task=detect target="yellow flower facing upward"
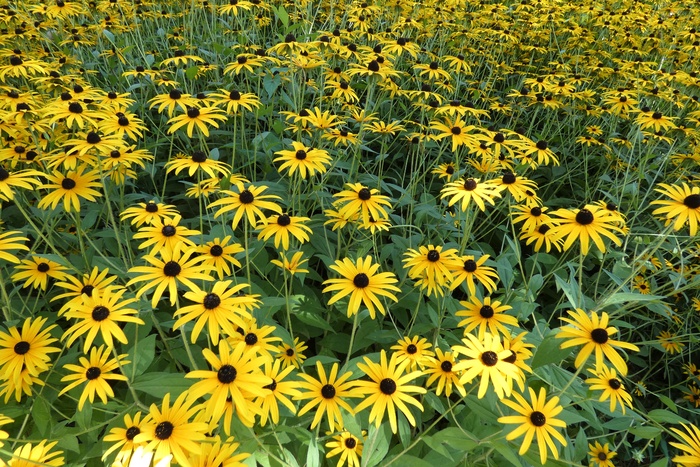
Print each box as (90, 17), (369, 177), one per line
(588, 441), (617, 467)
(208, 182), (282, 230)
(390, 336), (435, 371)
(258, 213), (312, 251)
(456, 295), (518, 340)
(58, 345), (129, 410)
(167, 106), (228, 137)
(670, 423), (700, 467)
(424, 348), (466, 397)
(557, 308), (639, 375)
(353, 350), (426, 434)
(550, 204), (625, 254)
(586, 365), (634, 414)
(0, 316), (59, 383)
(273, 141), (332, 179)
(38, 166), (102, 212)
(322, 255), (401, 319)
(132, 214), (200, 257)
(101, 412), (149, 466)
(497, 387), (567, 465)
(11, 256), (69, 291)
(440, 177), (501, 212)
(325, 430), (365, 467)
(333, 183), (392, 227)
(0, 440), (64, 467)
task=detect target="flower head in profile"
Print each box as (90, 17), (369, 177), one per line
(557, 308), (639, 375)
(322, 256), (400, 319)
(254, 358), (300, 427)
(497, 387), (567, 464)
(353, 350), (426, 433)
(58, 345), (129, 409)
(271, 251), (309, 275)
(651, 183), (700, 236)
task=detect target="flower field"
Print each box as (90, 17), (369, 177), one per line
(1, 0), (700, 465)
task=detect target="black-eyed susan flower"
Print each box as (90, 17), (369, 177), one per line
(440, 177), (501, 212)
(63, 131), (123, 157)
(0, 166), (42, 201)
(120, 201), (179, 227)
(431, 162), (457, 180)
(636, 110), (677, 132)
(227, 318), (281, 358)
(550, 205), (625, 254)
(37, 165), (102, 212)
(0, 316), (59, 383)
(186, 436), (250, 467)
(557, 308), (639, 376)
(209, 88), (261, 114)
(390, 336), (435, 370)
(194, 236), (243, 280)
(517, 139), (559, 166)
(167, 106), (227, 138)
(322, 255), (400, 319)
(452, 332), (520, 399)
(520, 223), (563, 253)
(11, 256), (69, 291)
(276, 338), (308, 369)
(208, 181), (282, 230)
(333, 183), (392, 227)
(403, 245), (461, 297)
(658, 330), (685, 354)
(254, 358), (300, 427)
(271, 251), (309, 276)
(303, 106), (345, 131)
(0, 440), (64, 466)
(111, 445), (172, 467)
(174, 280), (257, 345)
(586, 365), (633, 414)
(685, 385), (700, 408)
(102, 412), (149, 466)
(132, 214), (201, 257)
(187, 340), (271, 423)
(98, 109), (148, 141)
(52, 267), (119, 315)
(670, 423), (700, 466)
(456, 295), (518, 340)
(588, 441), (617, 467)
(58, 344), (129, 410)
(353, 350), (426, 434)
(273, 141), (332, 179)
(62, 287), (144, 352)
(503, 332), (534, 391)
(651, 183), (700, 236)
(492, 171), (538, 203)
(511, 204), (551, 232)
(0, 415), (11, 448)
(258, 213), (312, 251)
(134, 391), (209, 467)
(325, 430), (364, 467)
(498, 387), (567, 465)
(424, 348), (465, 397)
(430, 116), (477, 152)
(0, 230), (28, 263)
(126, 249), (214, 307)
(448, 254), (499, 296)
(165, 151), (232, 178)
(148, 89), (198, 118)
(295, 361), (359, 432)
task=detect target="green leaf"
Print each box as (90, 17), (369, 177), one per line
(648, 409), (688, 424)
(555, 273), (581, 308)
(185, 65), (199, 79)
(422, 435), (454, 460)
(433, 427), (478, 452)
(658, 394), (678, 413)
(125, 334), (156, 378)
(598, 292), (665, 308)
(305, 436), (320, 467)
(649, 458), (668, 467)
(59, 434), (80, 453)
(531, 332), (573, 369)
(32, 397), (52, 437)
(363, 423), (391, 467)
(573, 428), (588, 461)
(629, 426), (662, 439)
(273, 5), (289, 28)
(295, 309), (335, 332)
(387, 455), (433, 467)
(341, 409), (364, 440)
(491, 440), (522, 466)
(132, 373), (190, 398)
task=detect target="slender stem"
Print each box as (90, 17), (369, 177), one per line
(344, 312), (360, 366)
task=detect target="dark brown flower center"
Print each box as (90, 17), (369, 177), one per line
(353, 273), (369, 288)
(187, 107), (200, 118)
(87, 132), (101, 144)
(92, 306), (110, 321)
(480, 305), (494, 318)
(125, 426), (140, 440)
(536, 140), (548, 150)
(503, 351), (516, 364)
(68, 102), (83, 113)
(203, 293), (221, 309)
(464, 178), (477, 190)
(345, 437), (357, 449)
(406, 344), (417, 354)
(118, 116), (129, 126)
(321, 384), (336, 399)
(368, 60), (380, 72)
(684, 194), (700, 209)
(451, 126), (461, 135)
(494, 133), (505, 143)
(37, 262), (50, 273)
(0, 167), (8, 181)
(286, 347), (295, 356)
(192, 151), (207, 163)
(163, 261), (181, 276)
(481, 351), (498, 366)
(502, 172), (516, 184)
(161, 225), (176, 237)
(239, 190), (254, 204)
(463, 259), (477, 272)
(591, 328), (609, 344)
(576, 209), (594, 225)
(427, 249), (440, 262)
(244, 333), (258, 345)
(154, 421), (174, 440)
(85, 367), (101, 380)
(14, 341), (30, 355)
(277, 214), (291, 226)
(380, 378), (396, 395)
(145, 202), (158, 213)
(358, 188), (372, 200)
(538, 224), (551, 234)
(530, 206), (542, 216)
(598, 452), (607, 461)
(441, 360), (453, 372)
(295, 149), (307, 160)
(62, 178), (77, 190)
(217, 364), (237, 383)
(169, 89), (182, 99)
(652, 112), (662, 120)
(263, 378), (277, 391)
(609, 378), (621, 390)
(209, 245), (223, 256)
(530, 411), (546, 427)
